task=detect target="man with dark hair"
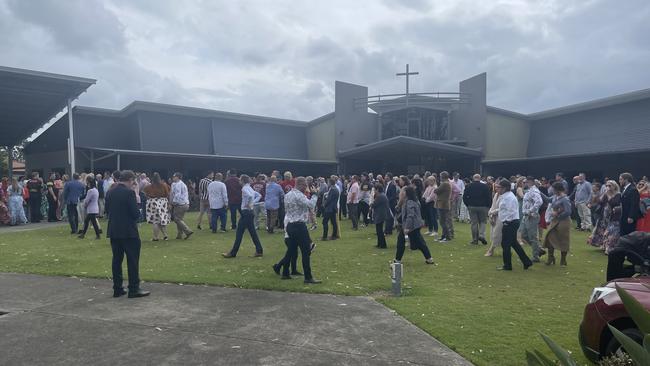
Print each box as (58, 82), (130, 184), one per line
(62, 173), (85, 234)
(26, 172), (43, 223)
(384, 172), (397, 235)
(105, 170), (149, 298)
(225, 169), (242, 230)
(321, 176), (340, 240)
(496, 179), (533, 271)
(223, 174), (264, 258)
(619, 172), (641, 236)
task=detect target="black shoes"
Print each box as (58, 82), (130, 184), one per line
(304, 278), (322, 284)
(184, 231), (193, 240)
(478, 238), (488, 245)
(524, 263), (533, 270)
(281, 275), (292, 280)
(291, 271), (303, 276)
(496, 267), (512, 271)
(272, 264), (281, 275)
(128, 289), (150, 298)
(113, 288), (127, 298)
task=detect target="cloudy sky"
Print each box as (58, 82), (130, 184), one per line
(1, 0), (649, 122)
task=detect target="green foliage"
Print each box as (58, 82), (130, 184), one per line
(598, 353), (633, 365)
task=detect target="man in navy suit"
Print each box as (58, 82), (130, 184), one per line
(105, 170), (149, 298)
(619, 172), (641, 236)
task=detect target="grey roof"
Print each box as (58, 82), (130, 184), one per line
(0, 65), (95, 145)
(487, 87), (650, 121)
(75, 100), (309, 127)
(338, 136), (482, 159)
(307, 112), (335, 126)
(482, 146), (650, 164)
(76, 146), (337, 165)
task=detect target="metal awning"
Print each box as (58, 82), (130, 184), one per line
(338, 136), (482, 160)
(0, 66), (96, 146)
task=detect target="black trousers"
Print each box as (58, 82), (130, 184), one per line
(279, 222), (313, 280)
(359, 201), (370, 225)
(385, 203), (396, 234)
(47, 195), (57, 221)
(29, 193), (42, 223)
(67, 203), (79, 233)
(322, 211), (338, 238)
(606, 249), (640, 281)
(229, 210), (263, 256)
(395, 228), (431, 260)
(501, 220), (532, 270)
(348, 203), (359, 229)
(81, 213), (100, 237)
(283, 237), (298, 274)
(110, 238), (141, 291)
(339, 194), (347, 219)
(229, 203), (241, 229)
(376, 222), (387, 248)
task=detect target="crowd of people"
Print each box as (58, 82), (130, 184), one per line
(2, 168), (650, 295)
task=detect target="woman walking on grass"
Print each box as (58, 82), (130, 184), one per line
(78, 176), (101, 240)
(143, 173), (171, 241)
(543, 182), (572, 266)
(394, 186), (435, 265)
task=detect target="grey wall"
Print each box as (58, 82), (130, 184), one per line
(75, 113), (140, 150)
(334, 81), (378, 153)
(527, 98), (650, 157)
(451, 73), (487, 149)
(139, 111), (213, 154)
(212, 117), (307, 159)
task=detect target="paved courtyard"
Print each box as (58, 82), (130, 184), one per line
(0, 273), (471, 366)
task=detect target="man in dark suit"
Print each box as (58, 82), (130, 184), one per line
(619, 172), (641, 236)
(384, 173), (398, 235)
(321, 176), (340, 240)
(105, 170), (149, 299)
(371, 183), (390, 248)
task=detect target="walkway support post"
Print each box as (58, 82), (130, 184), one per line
(67, 98), (76, 174)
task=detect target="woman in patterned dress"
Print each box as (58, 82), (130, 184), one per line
(143, 172), (171, 241)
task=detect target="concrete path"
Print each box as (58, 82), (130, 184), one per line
(0, 273), (472, 366)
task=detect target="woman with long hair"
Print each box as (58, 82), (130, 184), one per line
(636, 180), (650, 233)
(143, 172), (171, 241)
(394, 186), (435, 264)
(485, 181), (502, 257)
(78, 176), (101, 239)
(602, 180), (622, 254)
(543, 182), (572, 266)
(7, 177), (27, 225)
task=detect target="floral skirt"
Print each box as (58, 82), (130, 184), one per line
(146, 198), (170, 226)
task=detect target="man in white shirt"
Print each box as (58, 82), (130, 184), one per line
(452, 172), (465, 220)
(346, 175), (360, 230)
(223, 175), (264, 258)
(521, 176), (544, 262)
(170, 172), (193, 240)
(207, 173), (228, 233)
(497, 179), (533, 271)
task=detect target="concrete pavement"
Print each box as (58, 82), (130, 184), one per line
(0, 273), (472, 366)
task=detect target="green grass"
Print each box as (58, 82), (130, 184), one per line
(0, 213), (604, 365)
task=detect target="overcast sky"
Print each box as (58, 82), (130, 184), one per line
(1, 0), (649, 122)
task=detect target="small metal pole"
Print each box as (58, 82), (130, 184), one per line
(391, 262), (402, 297)
(117, 153), (121, 171)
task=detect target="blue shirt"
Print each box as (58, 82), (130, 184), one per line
(264, 182), (284, 210)
(63, 180), (85, 205)
(241, 184), (261, 210)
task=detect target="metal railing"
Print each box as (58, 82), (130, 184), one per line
(354, 92), (471, 110)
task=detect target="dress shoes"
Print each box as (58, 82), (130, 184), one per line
(303, 278), (322, 284)
(478, 238), (488, 245)
(290, 271), (303, 276)
(222, 252), (235, 258)
(272, 264), (281, 275)
(281, 275), (292, 280)
(113, 288), (127, 298)
(128, 289), (150, 298)
(252, 252), (263, 258)
(496, 267), (512, 271)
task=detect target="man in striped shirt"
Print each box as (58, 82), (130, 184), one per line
(196, 172), (213, 230)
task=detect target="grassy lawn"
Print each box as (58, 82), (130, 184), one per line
(0, 212), (603, 365)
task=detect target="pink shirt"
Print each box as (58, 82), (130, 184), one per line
(347, 182), (360, 204)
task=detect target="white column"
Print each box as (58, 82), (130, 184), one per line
(67, 98), (76, 174)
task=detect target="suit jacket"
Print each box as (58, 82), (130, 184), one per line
(463, 181), (492, 208)
(323, 186), (339, 214)
(105, 183), (141, 240)
(435, 181), (452, 210)
(371, 193), (390, 224)
(386, 181), (398, 207)
(620, 184), (641, 235)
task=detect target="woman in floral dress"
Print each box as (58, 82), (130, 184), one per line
(602, 180), (622, 254)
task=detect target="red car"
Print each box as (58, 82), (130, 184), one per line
(579, 276), (649, 361)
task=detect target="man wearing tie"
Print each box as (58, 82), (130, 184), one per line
(105, 170), (149, 298)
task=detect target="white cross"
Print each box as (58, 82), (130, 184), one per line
(396, 64), (419, 95)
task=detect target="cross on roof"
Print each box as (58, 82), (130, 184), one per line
(396, 64), (419, 95)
